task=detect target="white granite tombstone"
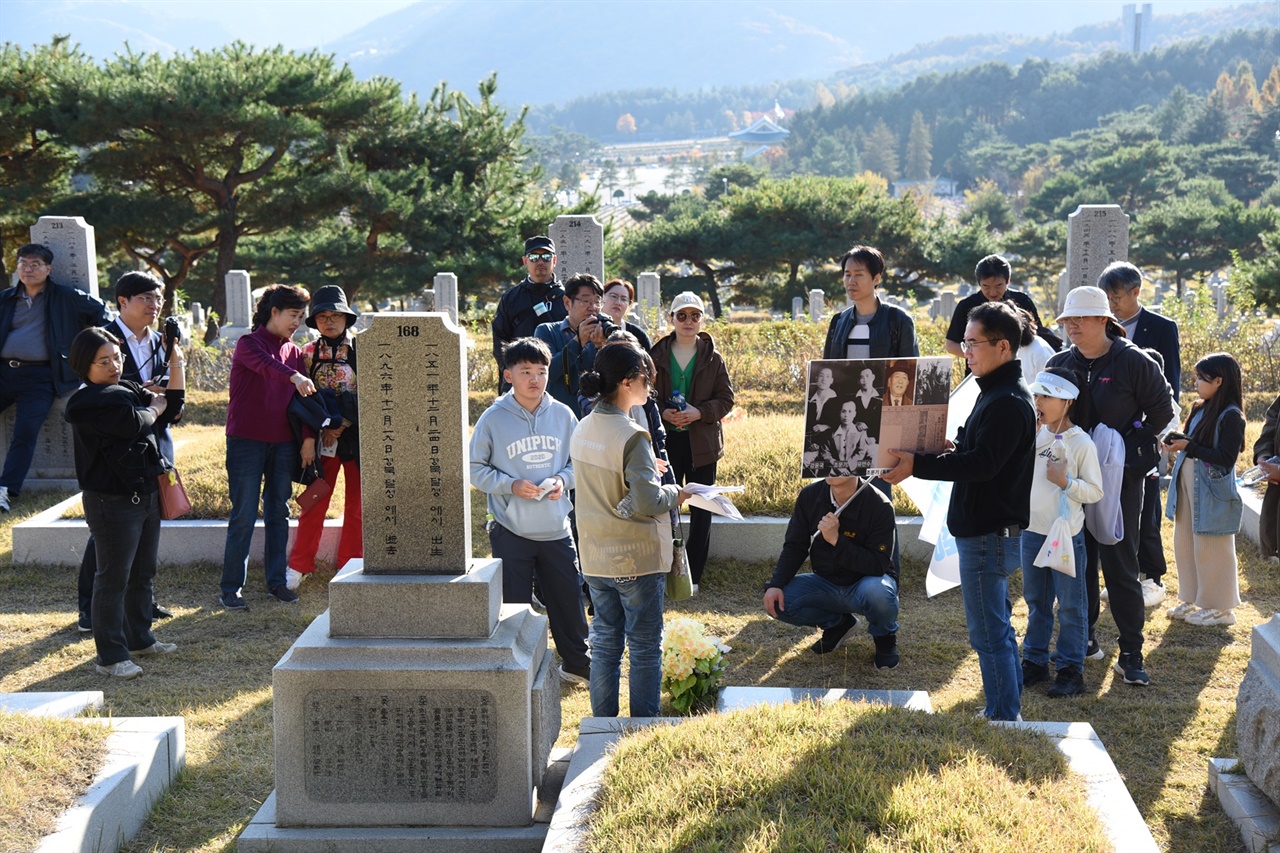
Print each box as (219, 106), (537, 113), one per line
(1062, 205), (1129, 313)
(548, 215), (604, 282)
(431, 272), (459, 323)
(191, 302), (204, 329)
(636, 272), (661, 322)
(927, 297), (941, 321)
(29, 216), (99, 297)
(792, 296), (803, 321)
(939, 290), (957, 320)
(244, 313), (560, 851)
(224, 270), (252, 328)
(808, 289), (825, 323)
(1236, 615), (1280, 806)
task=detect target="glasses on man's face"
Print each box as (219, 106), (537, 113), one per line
(17, 260), (48, 270)
(132, 294), (163, 306)
(574, 298), (602, 310)
(959, 338), (996, 353)
(675, 311), (702, 323)
(526, 252), (555, 262)
(93, 355), (124, 368)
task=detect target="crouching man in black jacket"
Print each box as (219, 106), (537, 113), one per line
(763, 475), (900, 669)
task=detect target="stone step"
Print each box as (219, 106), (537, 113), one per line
(0, 690), (103, 718)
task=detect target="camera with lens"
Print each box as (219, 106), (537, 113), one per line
(596, 313), (620, 338)
(163, 316), (181, 349)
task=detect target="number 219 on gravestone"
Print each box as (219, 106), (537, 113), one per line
(398, 325), (420, 337)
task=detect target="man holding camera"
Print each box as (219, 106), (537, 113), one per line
(0, 243), (110, 513)
(76, 271), (178, 631)
(534, 273), (608, 418)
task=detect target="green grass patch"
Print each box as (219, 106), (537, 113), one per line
(589, 701), (1111, 853)
(0, 710), (110, 853)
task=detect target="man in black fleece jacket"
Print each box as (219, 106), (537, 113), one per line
(883, 301), (1035, 721)
(763, 475), (900, 669)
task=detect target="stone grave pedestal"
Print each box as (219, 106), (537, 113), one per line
(239, 313), (561, 852)
(1236, 614), (1280, 805)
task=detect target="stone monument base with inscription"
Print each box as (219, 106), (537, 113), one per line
(238, 559), (562, 853)
(0, 395), (79, 492)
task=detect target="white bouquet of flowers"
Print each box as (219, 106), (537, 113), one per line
(661, 617), (731, 714)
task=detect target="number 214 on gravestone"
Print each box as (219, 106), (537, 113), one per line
(398, 325), (420, 337)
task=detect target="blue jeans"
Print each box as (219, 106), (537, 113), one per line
(1021, 530), (1088, 670)
(83, 489), (160, 665)
(0, 364), (55, 494)
(955, 532), (1022, 721)
(770, 573), (899, 636)
(221, 437), (295, 597)
(585, 573), (664, 717)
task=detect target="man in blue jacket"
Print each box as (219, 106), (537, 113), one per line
(0, 244), (110, 512)
(1101, 261), (1181, 608)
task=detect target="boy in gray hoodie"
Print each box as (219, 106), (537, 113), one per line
(470, 337), (591, 685)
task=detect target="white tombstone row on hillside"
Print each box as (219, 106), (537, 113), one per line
(1062, 204), (1129, 313)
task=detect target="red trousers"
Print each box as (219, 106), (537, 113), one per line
(288, 454), (362, 573)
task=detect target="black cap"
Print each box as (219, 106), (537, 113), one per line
(306, 285), (358, 329)
(524, 235), (555, 255)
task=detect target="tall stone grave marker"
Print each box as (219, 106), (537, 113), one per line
(792, 296), (803, 320)
(224, 270), (253, 328)
(0, 217), (101, 489)
(1062, 205), (1129, 313)
(808, 289), (825, 323)
(636, 271), (661, 325)
(361, 314), (471, 574)
(30, 216), (99, 297)
(549, 215), (604, 282)
(244, 312), (559, 851)
(430, 272), (459, 323)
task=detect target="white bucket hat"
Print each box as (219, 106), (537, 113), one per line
(1027, 371), (1079, 400)
(1055, 286), (1114, 323)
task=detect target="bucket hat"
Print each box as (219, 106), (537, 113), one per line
(306, 285), (358, 329)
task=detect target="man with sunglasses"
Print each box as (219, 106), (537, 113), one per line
(492, 236), (566, 392)
(534, 273), (606, 418)
(0, 243), (110, 512)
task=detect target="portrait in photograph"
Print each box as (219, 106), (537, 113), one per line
(884, 360), (915, 407)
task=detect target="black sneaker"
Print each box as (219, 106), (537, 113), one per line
(810, 613), (860, 655)
(1114, 651), (1150, 686)
(557, 663), (590, 686)
(1022, 658), (1052, 687)
(219, 593), (249, 611)
(151, 602), (174, 619)
(1047, 665), (1086, 698)
(1085, 638), (1104, 660)
(270, 585), (300, 604)
(77, 612), (92, 633)
(873, 632), (899, 670)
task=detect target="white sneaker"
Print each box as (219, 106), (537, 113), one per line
(1141, 578), (1166, 607)
(285, 568), (306, 591)
(0, 485), (9, 513)
(1167, 601), (1197, 621)
(1187, 608), (1236, 627)
(95, 660), (143, 679)
(1099, 586), (1109, 603)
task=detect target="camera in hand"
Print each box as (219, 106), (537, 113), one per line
(163, 316), (181, 349)
(595, 314), (620, 338)
(1163, 431), (1189, 445)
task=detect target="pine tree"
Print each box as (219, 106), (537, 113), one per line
(904, 111), (933, 181)
(862, 120), (900, 182)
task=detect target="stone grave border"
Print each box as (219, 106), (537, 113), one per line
(1210, 758), (1280, 853)
(545, 697), (1159, 853)
(0, 691), (185, 853)
(10, 494), (931, 567)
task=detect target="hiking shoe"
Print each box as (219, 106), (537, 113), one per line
(219, 593), (249, 611)
(95, 660), (143, 679)
(77, 612), (92, 633)
(1167, 601), (1197, 621)
(1141, 578), (1166, 608)
(873, 632), (899, 670)
(558, 663), (590, 686)
(1022, 658), (1052, 687)
(1187, 607), (1236, 627)
(285, 568), (307, 591)
(270, 585), (300, 604)
(1085, 638), (1104, 660)
(131, 641), (177, 656)
(810, 613), (860, 655)
(0, 485), (9, 513)
(1047, 665), (1086, 698)
(1114, 651), (1150, 686)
